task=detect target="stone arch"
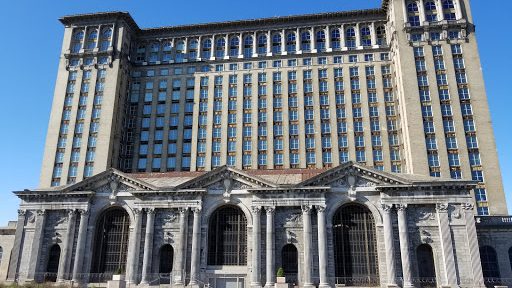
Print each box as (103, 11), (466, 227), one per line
(207, 205), (248, 266)
(203, 199), (253, 226)
(331, 203), (379, 286)
(90, 207), (130, 273)
(480, 245), (500, 279)
(281, 244), (298, 283)
(45, 244), (61, 282)
(416, 244), (437, 284)
(159, 244), (174, 273)
(326, 195), (383, 227)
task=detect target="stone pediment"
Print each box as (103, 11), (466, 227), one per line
(176, 166), (277, 190)
(298, 162), (408, 188)
(62, 168), (157, 193)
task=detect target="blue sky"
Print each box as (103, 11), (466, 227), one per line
(0, 0), (511, 225)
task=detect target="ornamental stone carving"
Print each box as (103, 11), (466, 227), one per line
(285, 212), (302, 224)
(162, 211), (179, 224)
(381, 204), (393, 212)
(436, 203), (449, 213)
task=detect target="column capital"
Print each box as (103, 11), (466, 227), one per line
(178, 207), (189, 215)
(67, 209), (75, 217)
(462, 202), (474, 211)
(301, 205), (313, 214)
(37, 209), (46, 216)
(77, 209), (89, 216)
(316, 205), (327, 213)
(436, 203), (449, 213)
(146, 208), (156, 214)
(251, 206), (262, 214)
(265, 206), (275, 214)
(18, 209), (26, 216)
(133, 208), (143, 215)
(396, 204), (408, 211)
(381, 203), (393, 212)
(192, 207), (202, 214)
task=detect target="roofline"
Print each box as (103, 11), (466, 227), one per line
(59, 6), (387, 35)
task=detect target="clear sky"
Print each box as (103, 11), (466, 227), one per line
(0, 0), (511, 225)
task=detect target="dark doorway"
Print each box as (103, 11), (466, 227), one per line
(281, 244), (298, 284)
(45, 244), (61, 282)
(416, 244), (436, 287)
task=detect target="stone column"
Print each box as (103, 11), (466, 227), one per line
(72, 209), (89, 283)
(436, 0), (445, 21)
(266, 30), (272, 56)
(462, 203), (484, 287)
(128, 208), (143, 284)
(189, 208), (202, 287)
(251, 206), (262, 287)
(419, 0), (427, 24)
(371, 22), (378, 47)
(141, 208), (156, 284)
(57, 209), (76, 282)
(252, 31), (258, 57)
(310, 27), (317, 52)
(317, 206), (330, 288)
(281, 29), (286, 55)
(455, 0), (463, 19)
(27, 209), (47, 281)
(302, 205), (314, 288)
(238, 32), (244, 58)
(436, 203), (458, 286)
(265, 207), (275, 288)
(210, 34), (216, 60)
(296, 28), (302, 54)
(224, 34), (229, 59)
(355, 23), (361, 48)
(7, 209), (27, 281)
(381, 204), (397, 287)
(197, 36), (202, 60)
(325, 26), (332, 52)
(174, 207), (188, 286)
(396, 204), (414, 288)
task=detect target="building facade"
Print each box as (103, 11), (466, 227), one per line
(1, 0), (512, 287)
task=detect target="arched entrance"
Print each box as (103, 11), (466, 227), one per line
(159, 244), (174, 284)
(207, 205), (247, 266)
(45, 244), (61, 282)
(416, 244), (436, 287)
(480, 246), (500, 279)
(281, 244), (298, 284)
(91, 207), (130, 274)
(332, 204), (379, 286)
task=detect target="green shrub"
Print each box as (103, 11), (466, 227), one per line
(276, 267), (285, 277)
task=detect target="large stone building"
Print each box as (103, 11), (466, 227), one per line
(1, 0), (512, 287)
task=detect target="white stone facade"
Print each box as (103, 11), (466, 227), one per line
(2, 162), (505, 288)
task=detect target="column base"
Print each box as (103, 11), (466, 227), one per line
(188, 281), (201, 288)
(402, 284), (415, 288)
(303, 283), (315, 288)
(265, 282), (275, 288)
(251, 282), (262, 288)
(319, 283), (332, 288)
(386, 284), (399, 288)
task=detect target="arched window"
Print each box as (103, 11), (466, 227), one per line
(45, 244), (61, 282)
(301, 31), (311, 51)
(272, 33), (282, 54)
(286, 32), (296, 53)
(257, 34), (267, 54)
(243, 36), (253, 57)
(85, 30), (98, 50)
(480, 246), (500, 279)
(91, 207), (130, 273)
(333, 204), (379, 286)
(425, 2), (438, 22)
(99, 28), (112, 51)
(207, 206), (247, 266)
(416, 244), (436, 285)
(360, 26), (372, 47)
(229, 36), (239, 57)
(281, 244), (298, 282)
(316, 30), (326, 51)
(71, 30), (84, 53)
(442, 0), (456, 20)
(159, 244), (174, 273)
(331, 28), (341, 49)
(345, 27), (356, 49)
(376, 26), (387, 46)
(202, 38), (212, 59)
(189, 39), (198, 59)
(407, 1), (421, 26)
(216, 37), (226, 58)
(175, 41), (185, 52)
(73, 30), (85, 41)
